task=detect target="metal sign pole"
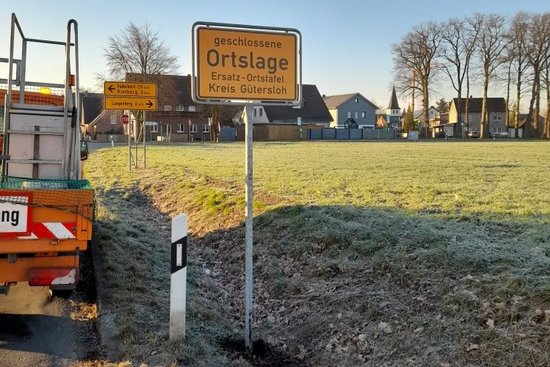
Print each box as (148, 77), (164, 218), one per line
(135, 114), (138, 169)
(244, 103), (254, 353)
(127, 111), (132, 171)
(143, 110), (147, 169)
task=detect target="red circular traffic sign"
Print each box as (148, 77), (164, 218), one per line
(121, 114), (129, 124)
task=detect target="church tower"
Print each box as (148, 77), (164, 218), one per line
(386, 86), (400, 128)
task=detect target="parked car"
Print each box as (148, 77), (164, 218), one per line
(491, 131), (509, 139)
(467, 130), (479, 138)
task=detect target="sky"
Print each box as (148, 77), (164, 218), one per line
(1, 0), (549, 109)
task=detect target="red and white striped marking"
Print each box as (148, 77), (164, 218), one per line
(17, 222), (77, 240)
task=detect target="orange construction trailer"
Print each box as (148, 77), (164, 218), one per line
(0, 14), (93, 296)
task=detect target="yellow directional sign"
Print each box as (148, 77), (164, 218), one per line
(104, 97), (157, 110)
(104, 81), (157, 97)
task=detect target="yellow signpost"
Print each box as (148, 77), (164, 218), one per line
(193, 24), (301, 103)
(104, 97), (157, 110)
(103, 81), (158, 171)
(104, 81), (157, 97)
(192, 22), (302, 355)
(104, 81), (158, 110)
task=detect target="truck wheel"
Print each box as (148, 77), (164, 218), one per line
(50, 289), (74, 298)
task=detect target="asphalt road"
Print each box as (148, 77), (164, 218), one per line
(0, 273), (99, 366)
(0, 285), (79, 366)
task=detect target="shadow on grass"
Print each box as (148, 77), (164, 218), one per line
(93, 184), (550, 366)
(198, 204), (550, 367)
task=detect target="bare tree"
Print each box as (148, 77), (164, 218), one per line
(104, 22), (179, 78)
(505, 12), (531, 134)
(525, 13), (550, 138)
(104, 23), (180, 105)
(103, 23), (180, 141)
(477, 14), (508, 139)
(393, 22), (442, 137)
(440, 16), (481, 138)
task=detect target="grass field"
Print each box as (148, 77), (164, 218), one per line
(85, 141), (550, 366)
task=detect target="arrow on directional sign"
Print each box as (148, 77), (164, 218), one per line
(103, 81), (157, 97)
(104, 97), (158, 110)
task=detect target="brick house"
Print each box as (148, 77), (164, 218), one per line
(81, 92), (125, 140)
(125, 74), (214, 142)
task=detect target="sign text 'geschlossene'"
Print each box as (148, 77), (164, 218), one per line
(196, 26), (298, 102)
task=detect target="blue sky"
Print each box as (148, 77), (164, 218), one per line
(1, 0), (548, 109)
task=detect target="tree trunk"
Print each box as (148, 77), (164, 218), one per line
(535, 77), (541, 138)
(515, 67), (522, 136)
(465, 70), (470, 132)
(480, 73), (490, 139)
(456, 90), (462, 139)
(506, 62), (512, 133)
(422, 81), (430, 138)
(546, 66), (550, 139)
(528, 67), (542, 138)
(412, 69), (416, 130)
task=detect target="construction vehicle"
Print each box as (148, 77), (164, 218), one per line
(0, 14), (93, 297)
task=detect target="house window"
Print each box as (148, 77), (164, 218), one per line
(176, 105), (185, 111)
(164, 105), (172, 112)
(188, 106), (196, 112)
(355, 98), (359, 103)
(355, 112), (359, 119)
(254, 107), (263, 117)
(202, 124), (210, 133)
(177, 123), (185, 133)
(347, 112), (352, 118)
(191, 124), (197, 133)
(150, 124), (158, 133)
(361, 111), (366, 118)
(110, 114), (116, 125)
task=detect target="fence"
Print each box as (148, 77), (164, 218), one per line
(220, 125), (398, 142)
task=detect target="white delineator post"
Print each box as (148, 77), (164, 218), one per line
(244, 103), (254, 353)
(170, 214), (188, 341)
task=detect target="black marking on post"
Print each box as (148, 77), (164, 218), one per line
(171, 236), (187, 274)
